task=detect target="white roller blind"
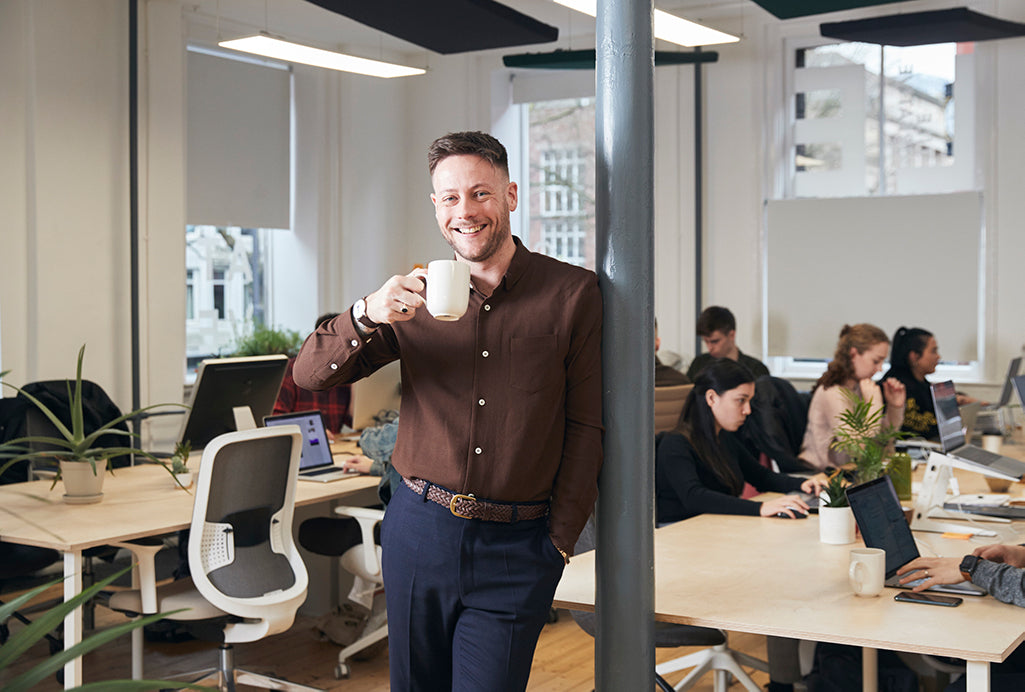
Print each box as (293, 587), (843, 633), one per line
(766, 192), (981, 362)
(187, 50), (290, 229)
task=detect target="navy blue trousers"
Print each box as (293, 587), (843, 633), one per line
(381, 480), (565, 692)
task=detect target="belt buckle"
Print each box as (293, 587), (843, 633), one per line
(449, 493), (476, 519)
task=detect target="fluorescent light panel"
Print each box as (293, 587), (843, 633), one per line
(218, 34), (425, 78)
(551, 0), (739, 47)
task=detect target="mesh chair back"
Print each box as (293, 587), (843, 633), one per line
(188, 426), (308, 632)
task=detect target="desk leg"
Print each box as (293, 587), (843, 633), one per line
(965, 660), (990, 692)
(63, 550), (83, 689)
(861, 647), (877, 692)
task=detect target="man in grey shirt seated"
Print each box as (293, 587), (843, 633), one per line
(686, 306), (769, 381)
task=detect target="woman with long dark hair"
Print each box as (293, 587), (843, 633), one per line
(880, 326), (978, 439)
(799, 324), (906, 471)
(655, 359), (820, 524)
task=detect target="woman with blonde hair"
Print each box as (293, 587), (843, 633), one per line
(798, 323), (906, 471)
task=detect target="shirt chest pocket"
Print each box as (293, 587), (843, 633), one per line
(508, 335), (561, 394)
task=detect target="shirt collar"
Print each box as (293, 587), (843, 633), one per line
(496, 236), (531, 292)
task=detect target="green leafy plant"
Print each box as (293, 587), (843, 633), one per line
(0, 345), (186, 484)
(169, 440), (192, 475)
(0, 565), (204, 691)
(830, 388), (908, 485)
(230, 322), (303, 358)
(821, 469), (850, 508)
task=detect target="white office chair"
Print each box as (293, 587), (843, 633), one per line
(570, 515), (767, 692)
(331, 505), (387, 679)
(110, 426), (322, 691)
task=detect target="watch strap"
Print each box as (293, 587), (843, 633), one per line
(354, 298), (380, 330)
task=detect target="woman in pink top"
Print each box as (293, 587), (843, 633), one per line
(799, 323), (906, 471)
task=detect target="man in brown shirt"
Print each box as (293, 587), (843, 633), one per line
(293, 131), (603, 692)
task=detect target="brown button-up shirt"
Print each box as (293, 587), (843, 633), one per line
(293, 239), (604, 553)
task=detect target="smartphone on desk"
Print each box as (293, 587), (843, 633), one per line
(894, 592), (963, 607)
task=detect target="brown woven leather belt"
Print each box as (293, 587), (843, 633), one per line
(402, 477), (549, 523)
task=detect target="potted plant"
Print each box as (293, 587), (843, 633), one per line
(830, 388), (909, 485)
(230, 322), (304, 358)
(169, 440), (193, 489)
(0, 345), (186, 503)
(818, 470), (857, 544)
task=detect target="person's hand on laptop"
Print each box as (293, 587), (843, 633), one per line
(897, 557), (965, 591)
(759, 495), (809, 518)
(337, 454), (374, 474)
(974, 543), (1025, 568)
(800, 474), (826, 497)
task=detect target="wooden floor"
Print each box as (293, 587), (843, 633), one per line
(3, 597), (771, 691)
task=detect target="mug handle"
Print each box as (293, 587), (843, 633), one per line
(849, 560), (865, 593)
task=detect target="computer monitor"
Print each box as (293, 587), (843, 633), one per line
(178, 354), (289, 450)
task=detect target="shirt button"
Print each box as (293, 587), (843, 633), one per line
(478, 399), (485, 406)
(475, 447), (483, 455)
(482, 350), (489, 358)
(350, 339), (359, 347)
(484, 304), (491, 311)
(330, 363), (338, 370)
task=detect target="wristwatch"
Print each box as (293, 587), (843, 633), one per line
(959, 554), (980, 580)
(352, 297), (380, 331)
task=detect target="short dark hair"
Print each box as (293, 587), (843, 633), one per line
(315, 312), (340, 329)
(428, 131), (509, 177)
(696, 306), (736, 337)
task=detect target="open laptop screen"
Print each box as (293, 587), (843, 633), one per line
(264, 410), (333, 471)
(846, 476), (916, 580)
(931, 380), (964, 452)
(996, 357), (1023, 408)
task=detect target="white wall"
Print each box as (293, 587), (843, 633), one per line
(4, 0), (1024, 420)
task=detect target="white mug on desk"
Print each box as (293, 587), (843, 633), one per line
(426, 260), (471, 321)
(849, 548), (885, 597)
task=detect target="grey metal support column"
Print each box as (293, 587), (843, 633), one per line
(129, 0), (142, 454)
(594, 0), (655, 690)
(694, 46), (704, 358)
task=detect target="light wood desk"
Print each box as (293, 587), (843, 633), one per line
(0, 462), (379, 688)
(554, 513), (1025, 692)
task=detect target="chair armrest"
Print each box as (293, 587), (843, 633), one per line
(334, 506), (384, 577)
(111, 540), (166, 614)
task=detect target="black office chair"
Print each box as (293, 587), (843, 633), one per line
(0, 543), (65, 683)
(569, 515), (767, 692)
(738, 375), (812, 474)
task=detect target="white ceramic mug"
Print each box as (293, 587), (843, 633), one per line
(983, 434), (1003, 455)
(849, 547), (885, 597)
(426, 259), (471, 321)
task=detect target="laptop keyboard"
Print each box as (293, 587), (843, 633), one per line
(956, 445), (1004, 465)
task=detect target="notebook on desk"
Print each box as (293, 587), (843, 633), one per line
(846, 476), (986, 596)
(931, 380), (1025, 480)
(263, 410), (355, 482)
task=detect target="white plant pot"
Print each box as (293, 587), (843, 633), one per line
(59, 460), (106, 504)
(171, 471), (193, 489)
(818, 505), (856, 545)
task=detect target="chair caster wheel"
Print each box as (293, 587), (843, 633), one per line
(335, 662), (350, 679)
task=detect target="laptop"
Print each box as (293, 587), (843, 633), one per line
(976, 357), (1022, 433)
(349, 360), (402, 432)
(846, 476), (986, 596)
(930, 380), (1025, 480)
(263, 410), (355, 482)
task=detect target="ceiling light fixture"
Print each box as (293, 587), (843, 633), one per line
(550, 0), (739, 47)
(218, 33), (426, 78)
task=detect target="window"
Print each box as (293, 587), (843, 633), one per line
(185, 225), (272, 374)
(523, 98), (596, 268)
(789, 41), (972, 197)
